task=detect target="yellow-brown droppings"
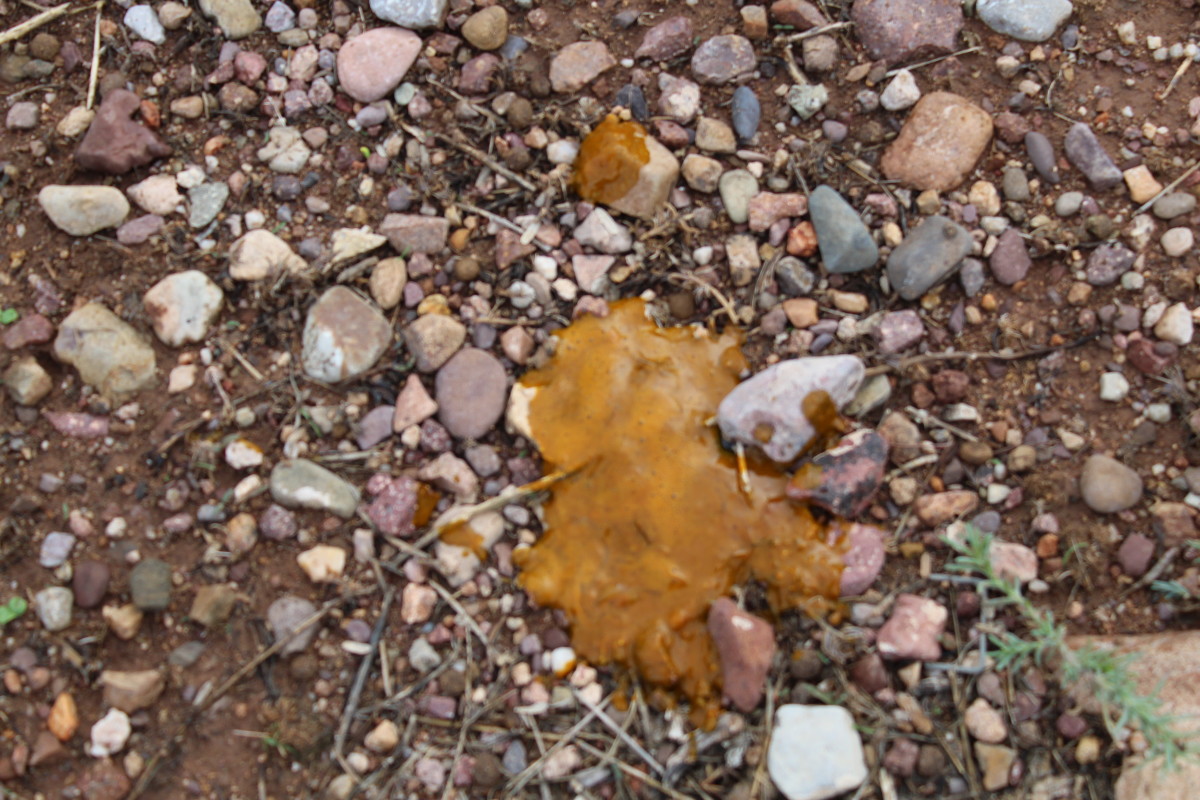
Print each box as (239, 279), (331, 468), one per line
(801, 390), (849, 456)
(413, 484), (441, 528)
(570, 114), (651, 206)
(514, 300), (845, 722)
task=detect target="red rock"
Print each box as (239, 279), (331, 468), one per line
(1127, 338), (1174, 375)
(850, 653), (890, 693)
(993, 111), (1031, 144)
(459, 53), (502, 94)
(770, 0), (828, 29)
(789, 430), (888, 518)
(1117, 533), (1155, 578)
(366, 476), (418, 537)
(931, 370), (969, 403)
(830, 522), (886, 596)
(852, 0), (963, 64)
(75, 89), (171, 174)
(79, 758), (132, 800)
(634, 16), (693, 60)
(707, 598), (775, 711)
(883, 738), (920, 777)
(747, 192), (808, 232)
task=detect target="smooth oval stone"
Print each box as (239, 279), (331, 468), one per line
(1024, 131), (1059, 184)
(886, 215), (972, 300)
(731, 85), (761, 143)
(809, 185), (879, 274)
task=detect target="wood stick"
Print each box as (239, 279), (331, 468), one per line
(86, 1), (104, 111)
(0, 1), (71, 47)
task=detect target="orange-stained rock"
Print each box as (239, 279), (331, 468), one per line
(47, 693), (78, 741)
(571, 115), (679, 219)
(514, 300), (844, 724)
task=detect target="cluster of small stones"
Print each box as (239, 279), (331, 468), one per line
(4, 0), (1200, 798)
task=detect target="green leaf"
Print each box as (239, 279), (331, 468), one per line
(0, 596), (28, 625)
(0, 308), (18, 325)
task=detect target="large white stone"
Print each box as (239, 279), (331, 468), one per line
(228, 229), (308, 281)
(39, 185), (129, 236)
(768, 705), (867, 800)
(301, 287), (392, 382)
(142, 270), (224, 346)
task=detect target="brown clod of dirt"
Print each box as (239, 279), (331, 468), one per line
(514, 300), (844, 724)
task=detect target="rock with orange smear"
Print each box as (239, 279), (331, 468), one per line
(47, 693), (78, 741)
(571, 115), (679, 220)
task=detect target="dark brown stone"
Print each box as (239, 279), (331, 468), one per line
(851, 0), (963, 65)
(75, 89), (171, 174)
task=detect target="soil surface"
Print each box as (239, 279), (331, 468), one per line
(2, 0), (1200, 799)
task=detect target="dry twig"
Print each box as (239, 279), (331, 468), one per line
(0, 0), (71, 46)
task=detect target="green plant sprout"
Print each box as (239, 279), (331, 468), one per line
(1151, 580), (1191, 601)
(945, 525), (1198, 769)
(0, 597), (28, 625)
(0, 308), (18, 325)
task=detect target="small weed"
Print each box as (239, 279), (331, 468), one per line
(0, 596), (28, 626)
(0, 308), (18, 325)
(945, 525), (1198, 768)
(1151, 580), (1191, 601)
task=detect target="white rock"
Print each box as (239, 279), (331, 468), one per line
(768, 705), (867, 800)
(369, 0), (447, 29)
(1099, 372), (1130, 402)
(127, 174), (182, 216)
(296, 545), (346, 583)
(880, 69), (921, 111)
(1154, 302), (1194, 345)
(142, 270), (224, 346)
(124, 5), (166, 44)
(89, 709), (132, 758)
(39, 185), (129, 236)
(228, 229), (308, 281)
(364, 720), (399, 753)
(330, 227), (388, 265)
(546, 139), (579, 165)
(225, 438), (264, 470)
(168, 365), (197, 393)
(549, 646), (577, 676)
(574, 208), (633, 254)
(35, 587), (74, 632)
(1161, 227), (1194, 257)
(256, 126), (311, 173)
(56, 106), (95, 138)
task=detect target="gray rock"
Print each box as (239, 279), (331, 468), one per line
(1025, 132), (1059, 184)
(53, 303), (156, 402)
(718, 169), (759, 224)
(35, 587), (74, 632)
(369, 0), (447, 29)
(977, 0), (1073, 43)
(270, 459), (361, 518)
(718, 355), (865, 463)
(39, 185), (129, 236)
(6, 101), (39, 130)
(301, 286), (391, 382)
(130, 558), (172, 611)
(124, 5), (165, 44)
(1080, 454), (1142, 513)
(960, 258), (985, 296)
(1064, 122), (1121, 191)
(264, 1), (296, 32)
(188, 182), (229, 228)
(1153, 192), (1196, 220)
(776, 257), (816, 296)
(731, 86), (760, 143)
(436, 348), (508, 440)
(1085, 243), (1135, 286)
(786, 82), (829, 120)
(886, 215), (970, 299)
(768, 705), (867, 800)
(268, 595), (320, 655)
(988, 228), (1032, 285)
(168, 641), (206, 667)
(409, 637), (441, 672)
(142, 270), (224, 346)
(1001, 167), (1030, 201)
(198, 0), (261, 39)
(1055, 191), (1084, 217)
(809, 185), (879, 274)
(39, 532), (76, 568)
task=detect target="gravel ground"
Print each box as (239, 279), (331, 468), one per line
(3, 0), (1200, 798)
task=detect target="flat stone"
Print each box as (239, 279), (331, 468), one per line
(550, 41), (615, 93)
(198, 0), (262, 39)
(6, 101), (39, 129)
(708, 598), (775, 712)
(748, 192), (807, 233)
(188, 182), (228, 228)
(809, 185), (878, 273)
(977, 0), (1073, 43)
(974, 743), (1016, 791)
(75, 89), (171, 174)
(380, 214), (449, 254)
(129, 558), (172, 611)
(39, 185), (129, 236)
(768, 705), (867, 800)
(1153, 192), (1196, 220)
(881, 92), (993, 192)
(657, 73), (700, 122)
(256, 125), (311, 173)
(127, 174), (181, 216)
(719, 169), (759, 225)
(3, 314), (55, 349)
(436, 348), (507, 439)
(117, 214), (164, 245)
(369, 0), (447, 29)
(1085, 243), (1135, 286)
(73, 561), (111, 608)
(851, 0), (962, 64)
(404, 314), (466, 372)
(297, 545), (345, 583)
(1080, 454), (1142, 513)
(337, 27), (421, 103)
(39, 532), (75, 568)
(717, 355), (865, 463)
(228, 229), (308, 281)
(914, 490), (978, 525)
(731, 85), (761, 142)
(691, 35), (755, 84)
(54, 303), (156, 401)
(124, 5), (166, 44)
(143, 270), (223, 346)
(635, 16), (693, 60)
(878, 593), (947, 661)
(270, 459), (361, 518)
(574, 207), (632, 254)
(832, 522), (886, 596)
(1064, 123), (1122, 191)
(189, 584), (238, 627)
(989, 541), (1038, 584)
(302, 286), (391, 382)
(873, 310), (925, 354)
(770, 0), (828, 30)
(887, 214), (971, 298)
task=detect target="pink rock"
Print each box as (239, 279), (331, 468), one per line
(748, 192), (808, 232)
(707, 598), (775, 712)
(393, 374), (439, 432)
(336, 27), (421, 103)
(550, 41), (616, 93)
(1117, 533), (1155, 578)
(365, 476), (418, 537)
(401, 582), (437, 624)
(42, 411), (109, 438)
(830, 522), (886, 596)
(3, 314), (55, 349)
(116, 214), (164, 245)
(634, 16), (693, 60)
(356, 405), (395, 450)
(988, 541), (1038, 584)
(458, 53), (501, 95)
(877, 593), (947, 661)
(234, 51), (267, 84)
(873, 309), (925, 354)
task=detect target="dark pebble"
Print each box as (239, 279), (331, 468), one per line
(273, 175), (303, 200)
(73, 560), (111, 608)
